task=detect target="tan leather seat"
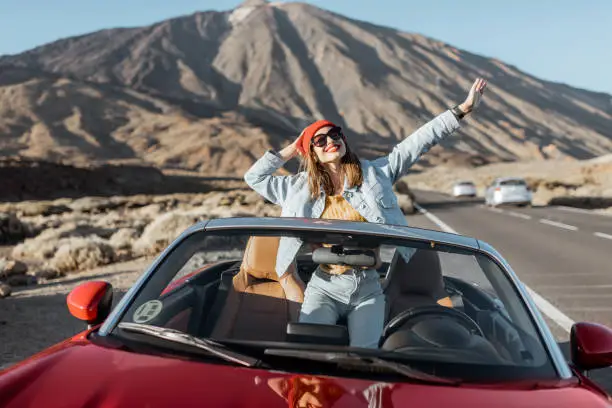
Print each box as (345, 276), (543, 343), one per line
(383, 248), (452, 322)
(211, 236), (302, 341)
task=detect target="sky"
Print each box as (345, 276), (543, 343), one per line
(1, 0), (611, 94)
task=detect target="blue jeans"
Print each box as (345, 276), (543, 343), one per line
(299, 268), (385, 348)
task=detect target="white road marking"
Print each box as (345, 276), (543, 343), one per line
(414, 203), (456, 234)
(488, 207), (504, 213)
(508, 211), (532, 220)
(551, 293), (612, 299)
(525, 272), (610, 278)
(539, 219), (578, 231)
(416, 203), (575, 333)
(482, 205), (531, 219)
(523, 287), (575, 333)
(594, 232), (612, 240)
(564, 307), (612, 312)
(537, 284), (612, 290)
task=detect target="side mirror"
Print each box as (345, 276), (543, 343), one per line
(67, 281), (113, 329)
(570, 322), (612, 370)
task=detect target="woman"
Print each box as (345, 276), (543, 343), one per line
(244, 78), (487, 348)
(267, 375), (346, 407)
(266, 374), (395, 408)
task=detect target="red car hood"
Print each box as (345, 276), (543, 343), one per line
(1, 337), (610, 408)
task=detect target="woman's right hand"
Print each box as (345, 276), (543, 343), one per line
(280, 262), (305, 301)
(278, 130), (305, 161)
(458, 78), (487, 114)
(280, 272), (305, 303)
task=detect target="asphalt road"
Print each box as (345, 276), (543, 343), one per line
(407, 189), (612, 391)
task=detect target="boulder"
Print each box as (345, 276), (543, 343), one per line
(109, 228), (141, 250)
(93, 212), (136, 229)
(6, 274), (37, 287)
(69, 197), (120, 214)
(132, 211), (202, 256)
(393, 180), (416, 214)
(10, 201), (71, 217)
(396, 193), (415, 215)
(394, 180), (415, 199)
(49, 236), (116, 273)
(131, 203), (164, 221)
(35, 268), (65, 280)
(0, 259), (28, 278)
(12, 222), (117, 261)
(0, 213), (31, 244)
(0, 283), (11, 298)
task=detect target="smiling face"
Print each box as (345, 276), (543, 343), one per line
(311, 126), (347, 164)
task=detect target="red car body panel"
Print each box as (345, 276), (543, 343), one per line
(160, 264), (212, 296)
(1, 331), (610, 408)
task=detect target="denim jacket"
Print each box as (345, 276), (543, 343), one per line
(244, 110), (461, 277)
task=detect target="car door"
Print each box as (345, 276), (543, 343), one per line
(489, 180), (499, 202)
(484, 182), (493, 202)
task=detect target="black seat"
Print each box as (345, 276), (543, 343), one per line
(383, 249), (452, 323)
(382, 250), (503, 361)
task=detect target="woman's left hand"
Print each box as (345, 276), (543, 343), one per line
(459, 78), (487, 114)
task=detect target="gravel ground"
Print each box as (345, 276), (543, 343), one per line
(0, 257), (151, 369)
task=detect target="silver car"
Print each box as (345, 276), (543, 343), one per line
(485, 177), (532, 207)
(452, 181), (477, 197)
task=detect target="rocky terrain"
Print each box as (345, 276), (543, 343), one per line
(0, 181), (414, 296)
(0, 189), (278, 290)
(0, 0), (611, 177)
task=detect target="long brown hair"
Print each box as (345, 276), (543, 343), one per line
(302, 136), (363, 199)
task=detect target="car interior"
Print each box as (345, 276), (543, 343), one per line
(138, 235), (544, 367)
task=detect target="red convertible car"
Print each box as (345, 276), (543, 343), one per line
(1, 217), (611, 407)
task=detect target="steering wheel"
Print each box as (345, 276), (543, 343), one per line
(380, 305), (484, 348)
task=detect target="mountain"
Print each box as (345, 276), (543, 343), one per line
(0, 66), (281, 176)
(1, 0), (611, 176)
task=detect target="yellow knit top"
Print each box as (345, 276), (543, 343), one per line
(319, 195), (367, 275)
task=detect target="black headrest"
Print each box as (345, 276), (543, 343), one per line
(391, 249), (446, 297)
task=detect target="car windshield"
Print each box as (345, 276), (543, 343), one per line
(111, 225), (556, 383)
(457, 182), (474, 186)
(500, 179), (527, 186)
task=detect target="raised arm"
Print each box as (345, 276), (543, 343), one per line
(244, 135), (302, 206)
(373, 78), (487, 184)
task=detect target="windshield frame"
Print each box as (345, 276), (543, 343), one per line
(96, 217), (573, 380)
(476, 240), (572, 379)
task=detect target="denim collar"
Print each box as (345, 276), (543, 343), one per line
(317, 176), (359, 197)
(343, 176), (359, 192)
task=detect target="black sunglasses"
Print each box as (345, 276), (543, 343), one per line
(311, 127), (344, 148)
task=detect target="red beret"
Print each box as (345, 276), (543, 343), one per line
(296, 120), (337, 156)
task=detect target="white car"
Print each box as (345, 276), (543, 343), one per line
(485, 177), (532, 207)
(452, 181), (477, 197)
